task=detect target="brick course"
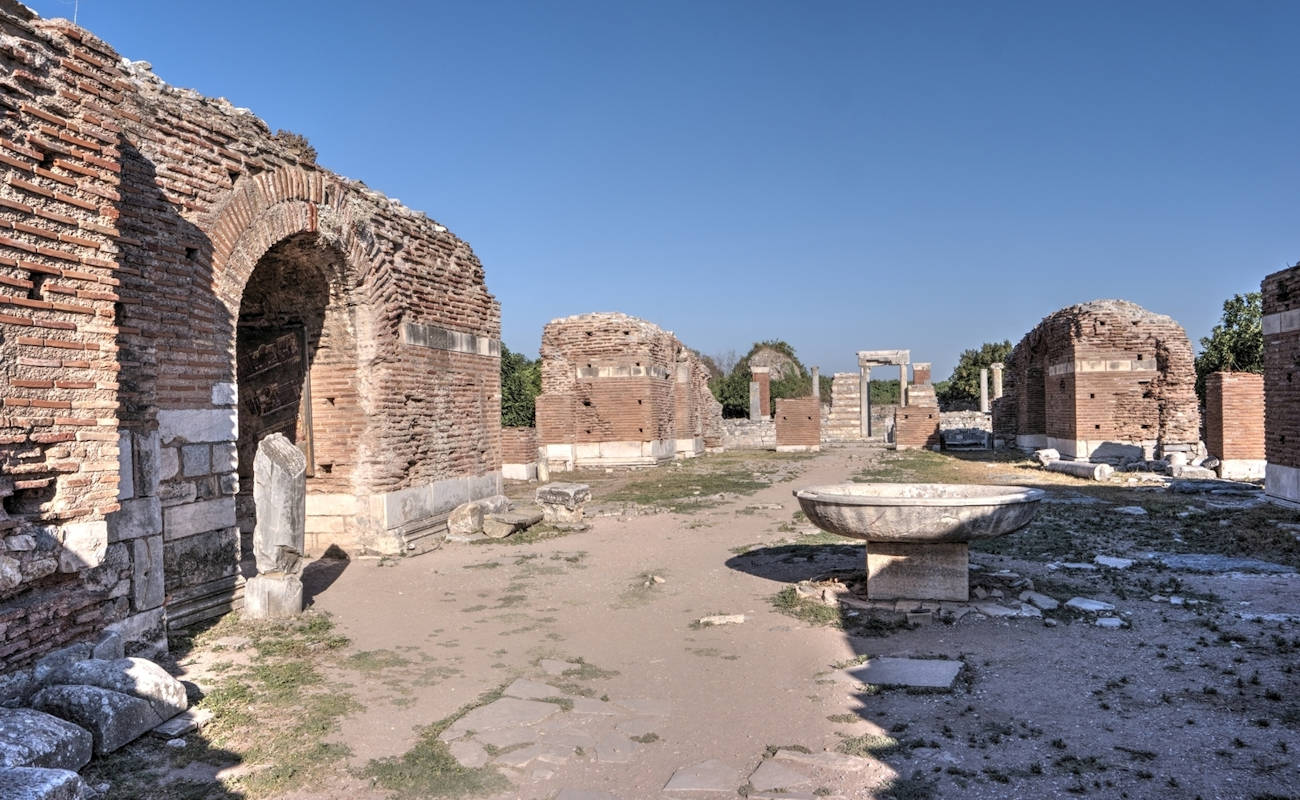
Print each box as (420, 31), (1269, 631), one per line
(1204, 372), (1264, 462)
(0, 4), (501, 665)
(1262, 264), (1300, 500)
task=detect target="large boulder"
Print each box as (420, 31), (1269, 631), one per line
(31, 684), (161, 755)
(0, 767), (89, 800)
(32, 645), (92, 686)
(0, 709), (92, 771)
(43, 658), (187, 722)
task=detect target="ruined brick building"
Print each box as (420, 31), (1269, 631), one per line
(993, 300), (1199, 461)
(535, 313), (722, 470)
(0, 3), (502, 666)
(1262, 264), (1300, 504)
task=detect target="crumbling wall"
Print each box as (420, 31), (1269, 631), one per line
(0, 4), (501, 665)
(536, 312), (720, 468)
(1263, 264), (1300, 502)
(995, 300), (1198, 461)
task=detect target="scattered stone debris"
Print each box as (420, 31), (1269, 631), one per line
(1150, 553), (1295, 574)
(537, 483), (593, 529)
(1094, 555), (1135, 569)
(484, 509), (546, 539)
(1065, 597), (1116, 613)
(1113, 506), (1148, 516)
(1095, 617), (1127, 629)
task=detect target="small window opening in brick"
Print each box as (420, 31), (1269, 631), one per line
(1283, 435), (1288, 445)
(1095, 424), (1101, 430)
(185, 246), (198, 262)
(38, 150), (54, 170)
(324, 397), (335, 406)
(584, 429), (591, 435)
(635, 362), (640, 366)
(637, 399), (642, 405)
(581, 400), (592, 407)
(638, 427), (643, 433)
(228, 168), (240, 184)
(1098, 320), (1106, 326)
(623, 330), (629, 335)
(1088, 393), (1095, 399)
(1138, 353), (1145, 360)
(319, 463), (333, 474)
(1141, 424), (1151, 429)
(585, 331), (593, 336)
(27, 272), (46, 300)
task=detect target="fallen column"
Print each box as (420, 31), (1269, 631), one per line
(1045, 460), (1113, 481)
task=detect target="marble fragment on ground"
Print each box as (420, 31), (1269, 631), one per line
(663, 758), (742, 793)
(845, 657), (963, 689)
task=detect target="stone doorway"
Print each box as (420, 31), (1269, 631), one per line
(234, 232), (356, 550)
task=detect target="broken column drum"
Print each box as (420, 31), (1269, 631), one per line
(793, 483), (1044, 601)
(244, 434), (307, 619)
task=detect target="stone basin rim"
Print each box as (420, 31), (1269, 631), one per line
(793, 483), (1046, 508)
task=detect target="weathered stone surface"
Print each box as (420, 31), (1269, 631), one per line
(483, 510), (544, 539)
(0, 767), (89, 800)
(0, 670), (34, 708)
(447, 739), (491, 769)
(845, 657), (963, 689)
(503, 678), (562, 700)
(1095, 617), (1126, 629)
(1113, 506), (1147, 516)
(553, 790), (620, 800)
(1033, 448), (1060, 465)
(663, 759), (741, 793)
(1094, 555), (1134, 569)
(44, 658), (186, 722)
(441, 698), (559, 740)
(57, 523), (107, 574)
(1045, 460), (1114, 481)
(447, 502), (485, 538)
(0, 709), (92, 770)
(536, 483), (591, 510)
(243, 574), (304, 620)
(31, 685), (161, 754)
(252, 434), (307, 576)
(1154, 553), (1293, 573)
(1019, 591), (1059, 611)
(151, 707), (212, 738)
(867, 541), (969, 601)
(32, 646), (92, 686)
(749, 759), (812, 792)
(1066, 597), (1116, 613)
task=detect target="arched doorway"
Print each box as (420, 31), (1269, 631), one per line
(234, 232), (359, 552)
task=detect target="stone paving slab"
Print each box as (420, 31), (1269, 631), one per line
(613, 696), (671, 716)
(503, 678), (564, 700)
(594, 733), (637, 764)
(553, 790), (620, 800)
(748, 758), (812, 791)
(663, 758), (742, 793)
(845, 657), (963, 689)
(773, 750), (874, 772)
(440, 697), (559, 739)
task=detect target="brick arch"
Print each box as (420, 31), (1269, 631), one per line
(205, 165), (380, 319)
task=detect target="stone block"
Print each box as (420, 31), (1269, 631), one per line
(211, 442), (238, 473)
(252, 434), (306, 575)
(133, 429), (161, 494)
(0, 556), (22, 592)
(535, 483), (591, 510)
(181, 445), (210, 477)
(243, 574), (304, 619)
(57, 522), (106, 573)
(866, 541), (969, 601)
(108, 497), (161, 543)
(0, 767), (89, 800)
(31, 685), (161, 754)
(157, 409), (237, 446)
(91, 632), (123, 662)
(163, 497), (235, 540)
(483, 509), (545, 539)
(447, 502), (484, 538)
(0, 670), (34, 708)
(105, 608), (168, 660)
(33, 645), (92, 686)
(0, 709), (92, 770)
(44, 658), (187, 722)
(132, 536), (165, 611)
(117, 431), (134, 501)
(158, 448), (179, 482)
(211, 382), (237, 407)
(845, 657), (963, 689)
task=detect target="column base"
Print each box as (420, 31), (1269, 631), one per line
(244, 574), (304, 619)
(866, 541), (968, 601)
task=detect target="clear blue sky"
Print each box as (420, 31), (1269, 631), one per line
(28, 0), (1296, 378)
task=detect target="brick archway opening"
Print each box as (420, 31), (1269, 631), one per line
(234, 232), (359, 547)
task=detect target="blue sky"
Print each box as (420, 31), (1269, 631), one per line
(28, 0), (1296, 378)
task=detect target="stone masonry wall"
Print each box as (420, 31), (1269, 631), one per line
(1262, 264), (1300, 501)
(996, 299), (1199, 461)
(774, 396), (819, 450)
(0, 3), (502, 665)
(536, 312), (720, 469)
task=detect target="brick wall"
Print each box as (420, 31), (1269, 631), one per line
(1204, 372), (1264, 461)
(1263, 264), (1300, 500)
(0, 4), (502, 665)
(535, 312), (721, 468)
(775, 396), (819, 449)
(751, 367), (771, 417)
(912, 364), (931, 385)
(895, 407), (940, 449)
(501, 427), (538, 464)
(996, 299), (1199, 460)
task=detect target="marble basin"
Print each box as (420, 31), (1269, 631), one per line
(792, 483), (1044, 543)
(792, 483), (1045, 601)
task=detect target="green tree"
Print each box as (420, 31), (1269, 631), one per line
(869, 379), (900, 404)
(500, 344), (541, 427)
(1195, 292), (1262, 401)
(937, 340), (1012, 408)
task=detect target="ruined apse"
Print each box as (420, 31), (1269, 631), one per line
(535, 313), (723, 470)
(0, 3), (502, 666)
(993, 300), (1199, 462)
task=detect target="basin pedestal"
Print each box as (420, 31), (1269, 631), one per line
(866, 542), (968, 601)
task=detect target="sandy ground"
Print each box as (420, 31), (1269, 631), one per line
(162, 444), (1300, 800)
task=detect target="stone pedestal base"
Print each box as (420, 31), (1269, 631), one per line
(243, 574), (303, 619)
(866, 542), (968, 601)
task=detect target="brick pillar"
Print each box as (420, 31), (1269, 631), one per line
(1206, 371), (1265, 481)
(751, 366), (771, 418)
